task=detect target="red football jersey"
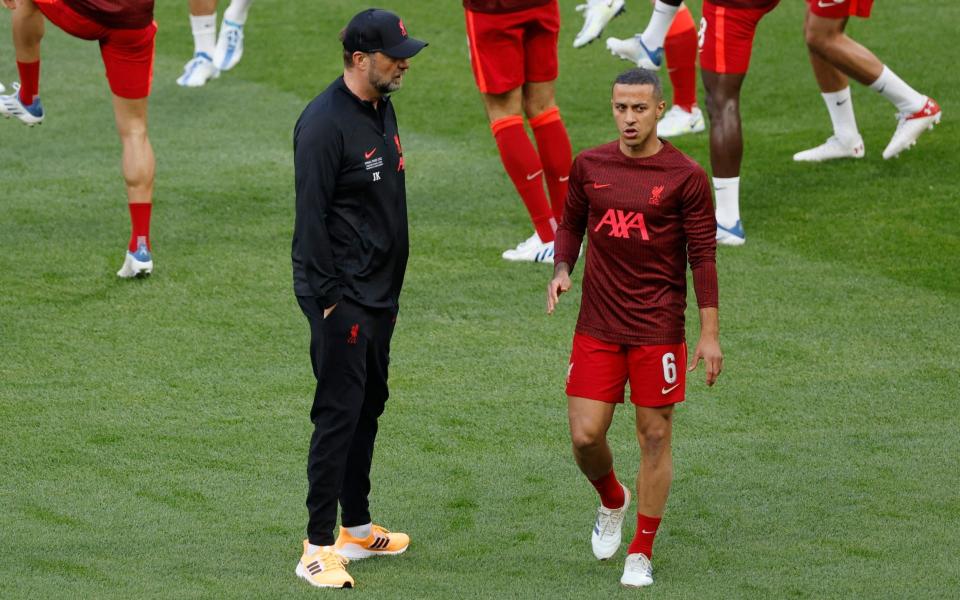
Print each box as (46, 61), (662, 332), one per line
(708, 0), (780, 9)
(62, 0), (154, 29)
(554, 141), (718, 346)
(462, 0), (552, 14)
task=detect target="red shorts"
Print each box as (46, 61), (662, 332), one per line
(807, 0), (873, 19)
(464, 1), (559, 95)
(35, 0), (156, 99)
(698, 0), (778, 74)
(565, 333), (687, 407)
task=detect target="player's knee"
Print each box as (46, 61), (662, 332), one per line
(637, 424), (670, 455)
(570, 427), (605, 453)
(522, 97), (553, 120)
(804, 23), (836, 53)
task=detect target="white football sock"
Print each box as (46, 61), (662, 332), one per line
(640, 1), (681, 50)
(190, 14), (217, 57)
(344, 523), (372, 539)
(868, 65), (925, 114)
(307, 543), (323, 554)
(713, 176), (740, 229)
(821, 87), (860, 145)
(224, 0), (254, 25)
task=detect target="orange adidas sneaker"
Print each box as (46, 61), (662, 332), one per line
(334, 524), (410, 559)
(295, 540), (354, 589)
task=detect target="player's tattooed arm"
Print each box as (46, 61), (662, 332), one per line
(688, 307), (722, 386)
(546, 262), (573, 315)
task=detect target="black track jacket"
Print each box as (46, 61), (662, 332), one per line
(292, 77), (409, 310)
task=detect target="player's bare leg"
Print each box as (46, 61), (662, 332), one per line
(178, 0), (220, 87)
(0, 0), (45, 125)
(113, 95), (156, 278)
(569, 396), (631, 560)
(804, 11), (939, 159)
(482, 88), (556, 262)
(702, 70), (746, 245)
(621, 404), (673, 587)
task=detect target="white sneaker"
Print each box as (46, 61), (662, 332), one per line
(117, 242), (153, 278)
(606, 35), (663, 70)
(657, 106), (705, 138)
(793, 135), (865, 162)
(716, 220), (745, 246)
(213, 18), (245, 71)
(591, 484), (631, 560)
(621, 553), (654, 587)
(882, 97), (941, 160)
(501, 232), (555, 263)
(0, 82), (45, 126)
(574, 0), (626, 49)
(176, 52), (220, 87)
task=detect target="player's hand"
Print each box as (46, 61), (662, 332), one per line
(546, 268), (572, 314)
(323, 303), (338, 319)
(688, 335), (722, 386)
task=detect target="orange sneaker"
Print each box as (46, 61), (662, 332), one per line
(295, 540), (354, 589)
(334, 524), (410, 559)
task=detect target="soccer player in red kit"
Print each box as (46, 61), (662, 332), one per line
(1, 0), (157, 278)
(547, 68), (722, 587)
(464, 0), (573, 263)
(794, 0), (941, 162)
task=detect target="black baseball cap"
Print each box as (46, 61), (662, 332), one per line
(342, 9), (428, 59)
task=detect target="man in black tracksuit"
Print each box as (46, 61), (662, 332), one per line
(291, 9), (427, 589)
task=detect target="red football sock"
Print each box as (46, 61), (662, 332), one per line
(530, 107), (572, 223)
(16, 60), (40, 106)
(491, 115), (556, 243)
(128, 202), (152, 252)
(588, 469), (626, 510)
(664, 7), (697, 112)
(628, 513), (662, 557)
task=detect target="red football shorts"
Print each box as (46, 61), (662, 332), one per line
(807, 0), (873, 19)
(698, 0), (778, 75)
(566, 333), (687, 407)
(464, 1), (560, 95)
(34, 0), (156, 99)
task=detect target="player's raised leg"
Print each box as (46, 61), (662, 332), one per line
(573, 0), (625, 49)
(0, 0), (46, 126)
(621, 404), (674, 588)
(177, 0), (220, 87)
(657, 4), (703, 138)
(213, 0), (253, 71)
(606, 0), (682, 70)
(112, 95), (155, 278)
(569, 394), (631, 561)
(803, 5), (939, 160)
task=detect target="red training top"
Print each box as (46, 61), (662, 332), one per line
(554, 141), (718, 346)
(708, 0), (780, 9)
(62, 0), (154, 29)
(462, 0), (552, 14)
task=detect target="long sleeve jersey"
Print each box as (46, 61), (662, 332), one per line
(554, 141), (718, 346)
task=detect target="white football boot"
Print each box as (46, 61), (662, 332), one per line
(502, 231), (555, 264)
(177, 52), (220, 87)
(574, 0), (626, 49)
(606, 35), (663, 70)
(882, 97), (942, 159)
(657, 105), (705, 138)
(117, 239), (153, 278)
(0, 82), (45, 126)
(591, 484), (631, 560)
(793, 135), (865, 162)
(621, 553), (654, 587)
(716, 220), (746, 246)
(213, 18), (245, 71)
(0, 81), (5, 94)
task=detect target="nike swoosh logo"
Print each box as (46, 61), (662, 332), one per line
(836, 98), (848, 106)
(559, 176), (570, 182)
(661, 384), (680, 395)
(641, 529), (657, 535)
(593, 183), (612, 189)
(364, 148), (377, 159)
(526, 170), (543, 180)
(817, 0), (843, 6)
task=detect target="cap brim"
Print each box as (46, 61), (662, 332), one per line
(382, 38), (428, 59)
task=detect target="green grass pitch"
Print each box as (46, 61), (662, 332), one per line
(1, 1), (958, 597)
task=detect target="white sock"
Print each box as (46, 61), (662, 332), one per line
(868, 65), (925, 114)
(190, 14), (217, 57)
(713, 176), (740, 229)
(821, 87), (860, 145)
(344, 523), (372, 539)
(307, 543), (323, 554)
(640, 1), (681, 50)
(224, 0), (254, 25)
